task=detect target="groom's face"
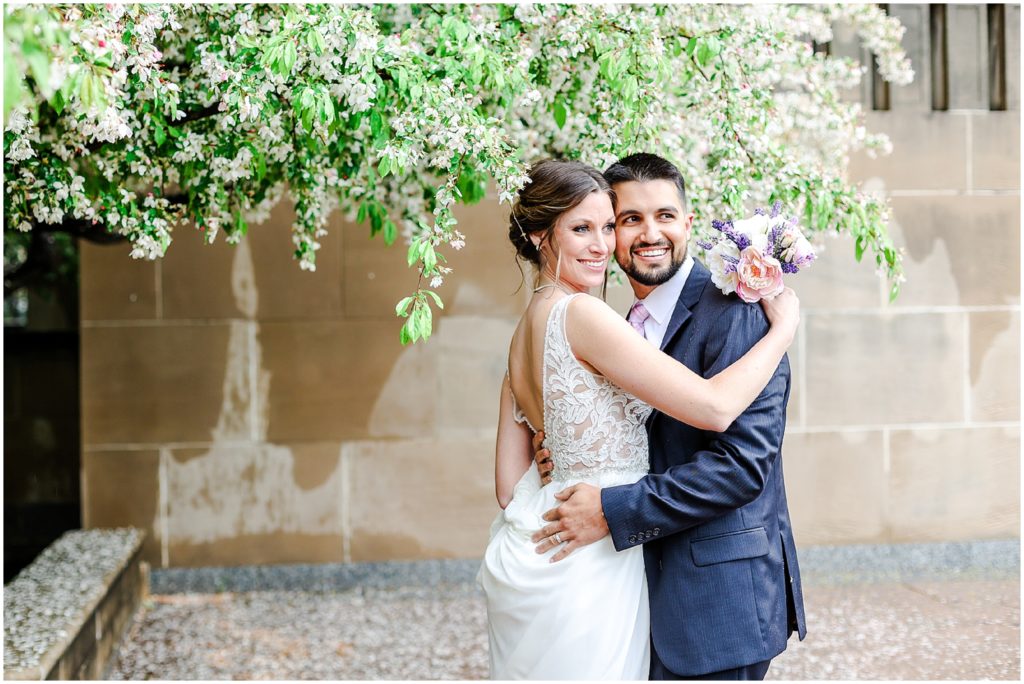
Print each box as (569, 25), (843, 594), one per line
(611, 180), (694, 294)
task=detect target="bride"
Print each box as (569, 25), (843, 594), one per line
(477, 160), (799, 680)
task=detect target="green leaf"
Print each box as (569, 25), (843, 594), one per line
(377, 155), (391, 177)
(422, 242), (437, 271)
(889, 282), (900, 302)
(685, 37), (698, 56)
(79, 71), (95, 110)
(424, 290), (444, 309)
(50, 88), (66, 115)
(622, 75), (639, 102)
(407, 239), (423, 267)
(399, 317), (413, 345)
(383, 219), (397, 246)
(854, 235), (866, 262)
(255, 149), (267, 181)
(357, 202), (368, 224)
(552, 100), (567, 129)
(235, 209), (247, 236)
(283, 40), (298, 75)
(696, 39), (713, 67)
(154, 118), (166, 146)
(395, 296), (414, 317)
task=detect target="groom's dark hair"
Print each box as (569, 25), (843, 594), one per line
(604, 153), (687, 209)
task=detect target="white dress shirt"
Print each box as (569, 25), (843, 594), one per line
(632, 255), (694, 349)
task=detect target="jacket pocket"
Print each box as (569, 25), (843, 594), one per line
(690, 527), (769, 567)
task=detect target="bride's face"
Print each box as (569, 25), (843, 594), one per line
(535, 192), (616, 292)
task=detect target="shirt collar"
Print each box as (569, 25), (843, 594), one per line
(635, 255), (694, 325)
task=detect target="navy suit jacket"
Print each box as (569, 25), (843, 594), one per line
(601, 261), (807, 677)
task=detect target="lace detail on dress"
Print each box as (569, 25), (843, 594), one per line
(543, 294), (652, 482)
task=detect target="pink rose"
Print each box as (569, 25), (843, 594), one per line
(736, 246), (785, 303)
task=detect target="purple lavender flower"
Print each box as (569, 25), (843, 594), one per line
(696, 239), (715, 250)
(769, 200), (783, 218)
(767, 223), (784, 257)
(781, 262), (799, 274)
(711, 219), (751, 250)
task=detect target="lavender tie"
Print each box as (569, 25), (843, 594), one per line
(628, 300), (651, 339)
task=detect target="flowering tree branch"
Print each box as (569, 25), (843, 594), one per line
(4, 3), (913, 342)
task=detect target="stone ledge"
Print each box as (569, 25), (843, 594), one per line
(150, 539), (1019, 594)
(3, 528), (147, 680)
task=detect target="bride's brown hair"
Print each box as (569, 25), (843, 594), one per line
(508, 159), (615, 295)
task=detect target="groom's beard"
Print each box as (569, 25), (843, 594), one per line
(619, 241), (687, 287)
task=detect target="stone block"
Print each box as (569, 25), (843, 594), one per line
(971, 112), (1020, 191)
(434, 316), (517, 435)
(849, 112), (968, 191)
(789, 231), (884, 309)
(444, 199), (530, 318)
(342, 223), (423, 320)
(261, 320), (435, 442)
(887, 4), (931, 111)
(79, 241), (158, 321)
(161, 201), (343, 321)
(347, 438), (498, 561)
(165, 443), (346, 567)
(82, 323), (246, 444)
(948, 4), (987, 110)
(889, 426), (1020, 541)
(343, 198), (526, 321)
(782, 430), (887, 544)
(886, 195), (1020, 307)
(969, 310), (1020, 422)
(248, 201), (343, 320)
(804, 312), (965, 426)
(82, 450), (162, 565)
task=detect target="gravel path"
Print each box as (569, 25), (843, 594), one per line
(109, 578), (1019, 680)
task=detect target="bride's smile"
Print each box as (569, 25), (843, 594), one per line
(533, 191), (616, 292)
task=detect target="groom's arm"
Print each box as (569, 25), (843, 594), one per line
(601, 302), (790, 551)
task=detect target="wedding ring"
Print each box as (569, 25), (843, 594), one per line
(554, 533), (562, 544)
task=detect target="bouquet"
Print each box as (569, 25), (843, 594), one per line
(699, 201), (816, 303)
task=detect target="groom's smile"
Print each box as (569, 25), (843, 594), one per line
(611, 179), (694, 295)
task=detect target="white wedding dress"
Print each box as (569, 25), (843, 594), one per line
(478, 293), (652, 680)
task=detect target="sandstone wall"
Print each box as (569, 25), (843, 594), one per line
(80, 5), (1020, 567)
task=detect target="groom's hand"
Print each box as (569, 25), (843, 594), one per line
(532, 430), (554, 485)
(531, 483), (609, 562)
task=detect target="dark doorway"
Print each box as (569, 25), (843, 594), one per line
(4, 237), (82, 582)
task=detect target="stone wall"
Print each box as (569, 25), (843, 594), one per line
(80, 5), (1020, 568)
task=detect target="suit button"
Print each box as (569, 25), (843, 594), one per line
(628, 535), (637, 544)
(645, 529), (652, 537)
(653, 528), (660, 536)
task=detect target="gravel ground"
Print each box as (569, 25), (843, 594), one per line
(109, 577), (1019, 680)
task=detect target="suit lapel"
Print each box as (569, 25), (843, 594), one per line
(659, 261), (711, 352)
(646, 261), (712, 433)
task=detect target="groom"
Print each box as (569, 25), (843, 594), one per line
(530, 153), (807, 680)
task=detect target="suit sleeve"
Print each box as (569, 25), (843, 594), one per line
(601, 302), (790, 551)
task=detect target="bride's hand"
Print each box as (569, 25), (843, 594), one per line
(760, 287), (800, 343)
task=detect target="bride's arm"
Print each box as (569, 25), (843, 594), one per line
(566, 293), (797, 432)
(495, 374), (534, 509)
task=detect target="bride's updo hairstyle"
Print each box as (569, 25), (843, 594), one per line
(508, 159), (614, 272)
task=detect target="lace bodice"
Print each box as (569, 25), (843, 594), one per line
(512, 293), (652, 482)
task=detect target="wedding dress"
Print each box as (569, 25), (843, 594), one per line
(478, 293), (652, 680)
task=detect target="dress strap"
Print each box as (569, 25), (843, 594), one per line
(544, 293), (584, 356)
